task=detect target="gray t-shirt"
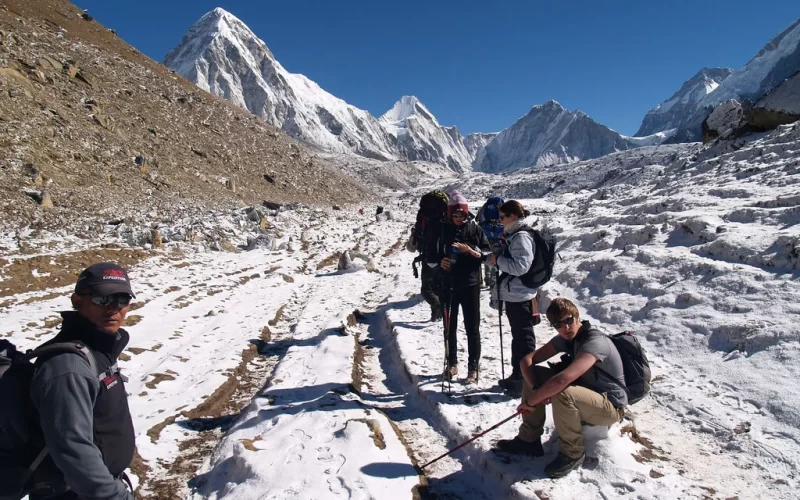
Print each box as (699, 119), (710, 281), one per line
(551, 323), (628, 407)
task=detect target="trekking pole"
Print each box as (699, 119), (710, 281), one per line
(420, 410), (522, 469)
(441, 277), (455, 395)
(497, 280), (505, 381)
(441, 303), (449, 394)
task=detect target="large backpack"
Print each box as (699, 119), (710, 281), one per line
(591, 331), (652, 405)
(413, 190), (449, 255)
(0, 340), (100, 499)
(478, 196), (504, 242)
(501, 226), (557, 289)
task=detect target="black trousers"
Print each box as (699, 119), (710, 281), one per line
(505, 299), (537, 378)
(445, 284), (481, 367)
(420, 264), (442, 313)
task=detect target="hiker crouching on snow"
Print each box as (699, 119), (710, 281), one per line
(495, 298), (627, 479)
(440, 191), (490, 383)
(29, 263), (135, 499)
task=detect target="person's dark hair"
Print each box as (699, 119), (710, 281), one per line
(546, 298), (580, 325)
(499, 200), (526, 219)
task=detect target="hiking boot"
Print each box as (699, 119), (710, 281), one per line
(443, 364), (458, 380)
(498, 374), (523, 389)
(544, 452), (585, 478)
(495, 437), (544, 456)
(500, 376), (523, 398)
(430, 307), (443, 322)
(466, 364), (479, 384)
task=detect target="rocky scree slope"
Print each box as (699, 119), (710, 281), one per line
(0, 0), (368, 231)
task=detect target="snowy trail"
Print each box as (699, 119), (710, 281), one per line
(4, 123), (799, 500)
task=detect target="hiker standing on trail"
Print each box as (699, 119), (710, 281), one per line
(488, 200), (539, 397)
(476, 196), (505, 290)
(440, 191), (490, 384)
(7, 263), (137, 499)
(495, 298), (627, 479)
(407, 190), (449, 322)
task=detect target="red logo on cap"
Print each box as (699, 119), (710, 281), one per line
(103, 269), (127, 281)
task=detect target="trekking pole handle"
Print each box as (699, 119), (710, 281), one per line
(420, 410), (522, 469)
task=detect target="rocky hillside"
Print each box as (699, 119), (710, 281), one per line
(0, 0), (369, 231)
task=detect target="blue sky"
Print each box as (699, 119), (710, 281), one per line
(78, 0), (797, 136)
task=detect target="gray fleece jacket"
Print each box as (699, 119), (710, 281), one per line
(496, 228), (538, 303)
(30, 337), (133, 500)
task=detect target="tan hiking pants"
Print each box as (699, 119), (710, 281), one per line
(518, 369), (623, 459)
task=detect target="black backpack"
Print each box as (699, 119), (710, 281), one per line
(0, 340), (100, 499)
(413, 190), (449, 254)
(593, 331), (652, 405)
(501, 226), (557, 289)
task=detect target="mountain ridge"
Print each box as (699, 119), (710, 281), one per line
(165, 9), (477, 171)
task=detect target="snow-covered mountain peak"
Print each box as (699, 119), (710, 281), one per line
(211, 6), (231, 18)
(378, 96), (472, 171)
(535, 99), (565, 112)
(380, 95), (437, 125)
(473, 101), (633, 173)
(641, 18), (800, 142)
(636, 67), (733, 137)
(165, 12), (479, 170)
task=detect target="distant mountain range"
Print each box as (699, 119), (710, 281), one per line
(164, 8), (486, 172)
(641, 18), (800, 143)
(166, 10), (800, 173)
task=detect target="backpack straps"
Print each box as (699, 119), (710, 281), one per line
(25, 342), (106, 382)
(18, 342), (108, 492)
(578, 330), (631, 401)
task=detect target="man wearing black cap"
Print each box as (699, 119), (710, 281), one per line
(28, 263), (136, 499)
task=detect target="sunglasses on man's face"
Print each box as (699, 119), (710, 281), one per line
(84, 294), (133, 308)
(550, 316), (575, 329)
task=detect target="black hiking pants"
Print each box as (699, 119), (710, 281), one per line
(505, 299), (537, 379)
(420, 264), (443, 314)
(446, 284), (481, 367)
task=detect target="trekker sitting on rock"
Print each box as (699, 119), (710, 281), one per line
(494, 298), (627, 479)
(440, 190), (490, 384)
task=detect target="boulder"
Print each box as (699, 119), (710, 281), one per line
(246, 235), (275, 251)
(749, 70), (800, 131)
(246, 207), (264, 222)
(701, 100), (744, 143)
(40, 190), (54, 208)
(337, 251), (355, 271)
(263, 200), (281, 210)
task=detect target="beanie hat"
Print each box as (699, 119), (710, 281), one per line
(447, 190), (469, 218)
